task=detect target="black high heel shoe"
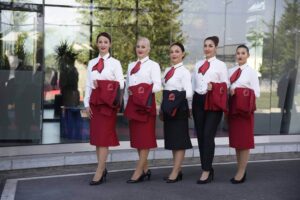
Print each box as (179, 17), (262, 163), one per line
(89, 168), (108, 185)
(230, 172), (247, 184)
(126, 172), (146, 183)
(197, 168), (214, 184)
(163, 171), (182, 181)
(144, 169), (151, 180)
(166, 171), (183, 183)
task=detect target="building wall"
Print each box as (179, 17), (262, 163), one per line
(0, 0), (299, 147)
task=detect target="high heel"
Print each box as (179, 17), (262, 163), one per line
(230, 172), (247, 184)
(89, 168), (108, 185)
(126, 172), (146, 183)
(196, 168), (214, 184)
(144, 169), (151, 180)
(163, 171), (182, 181)
(166, 171), (183, 183)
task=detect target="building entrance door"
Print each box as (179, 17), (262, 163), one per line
(0, 2), (44, 145)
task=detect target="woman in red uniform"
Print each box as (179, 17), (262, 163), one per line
(228, 44), (260, 184)
(192, 36), (229, 184)
(84, 32), (124, 185)
(160, 42), (193, 183)
(124, 37), (162, 183)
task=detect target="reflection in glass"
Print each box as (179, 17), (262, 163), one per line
(91, 0), (113, 8)
(92, 0), (136, 9)
(0, 0), (42, 3)
(45, 0), (83, 6)
(0, 8), (43, 145)
(44, 6), (89, 109)
(267, 0), (300, 134)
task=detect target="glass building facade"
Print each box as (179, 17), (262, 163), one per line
(0, 0), (299, 147)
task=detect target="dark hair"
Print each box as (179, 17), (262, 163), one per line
(170, 42), (185, 59)
(170, 42), (185, 52)
(204, 36), (219, 47)
(236, 44), (249, 54)
(96, 32), (112, 43)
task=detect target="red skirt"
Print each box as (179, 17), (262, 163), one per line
(228, 113), (254, 149)
(90, 104), (119, 147)
(129, 116), (157, 149)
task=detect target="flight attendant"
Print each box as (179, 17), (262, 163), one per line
(192, 36), (229, 184)
(124, 37), (162, 183)
(160, 42), (193, 183)
(84, 32), (124, 185)
(228, 44), (260, 184)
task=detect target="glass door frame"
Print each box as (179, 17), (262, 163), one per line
(0, 1), (45, 144)
(0, 1), (44, 67)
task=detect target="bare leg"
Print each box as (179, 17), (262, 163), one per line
(96, 146), (100, 162)
(234, 149), (249, 180)
(131, 149), (150, 180)
(236, 149), (241, 165)
(93, 146), (109, 181)
(138, 149), (149, 172)
(169, 150), (185, 180)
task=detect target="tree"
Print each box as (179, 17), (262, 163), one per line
(0, 10), (32, 70)
(247, 29), (264, 70)
(261, 0), (300, 79)
(75, 0), (185, 71)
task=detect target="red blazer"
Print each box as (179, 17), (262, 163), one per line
(89, 80), (120, 116)
(124, 83), (156, 122)
(229, 87), (256, 116)
(204, 82), (228, 112)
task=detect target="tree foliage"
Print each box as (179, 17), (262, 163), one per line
(261, 0), (300, 79)
(76, 0), (184, 71)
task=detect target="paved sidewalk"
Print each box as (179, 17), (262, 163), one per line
(1, 159), (300, 200)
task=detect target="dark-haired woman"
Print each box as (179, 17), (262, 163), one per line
(124, 37), (162, 183)
(228, 45), (260, 184)
(192, 36), (229, 184)
(84, 32), (124, 185)
(160, 42), (193, 183)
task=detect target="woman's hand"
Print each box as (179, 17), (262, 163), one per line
(207, 82), (213, 91)
(85, 107), (93, 119)
(230, 89), (235, 96)
(93, 80), (98, 88)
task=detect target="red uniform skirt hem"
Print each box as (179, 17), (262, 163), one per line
(228, 113), (255, 149)
(89, 105), (120, 147)
(129, 116), (157, 149)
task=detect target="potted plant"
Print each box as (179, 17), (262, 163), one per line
(55, 40), (79, 107)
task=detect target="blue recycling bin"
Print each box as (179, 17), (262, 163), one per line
(60, 107), (89, 140)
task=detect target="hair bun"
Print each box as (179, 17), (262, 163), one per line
(211, 36), (219, 46)
(205, 36), (219, 46)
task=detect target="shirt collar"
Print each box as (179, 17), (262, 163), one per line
(238, 63), (248, 70)
(207, 56), (216, 62)
(138, 56), (149, 64)
(98, 53), (110, 60)
(173, 62), (183, 69)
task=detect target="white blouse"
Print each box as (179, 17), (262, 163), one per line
(124, 56), (162, 106)
(84, 53), (125, 107)
(162, 62), (193, 108)
(192, 56), (229, 94)
(228, 63), (260, 98)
